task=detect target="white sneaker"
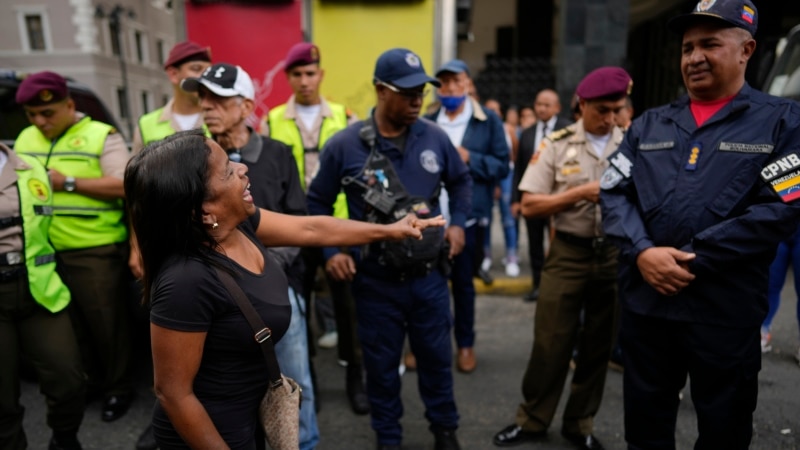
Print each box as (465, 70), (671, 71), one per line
(760, 331), (772, 353)
(505, 262), (520, 277)
(481, 257), (492, 272)
(317, 331), (338, 349)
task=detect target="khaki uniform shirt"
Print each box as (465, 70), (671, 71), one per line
(518, 120), (624, 238)
(0, 144), (26, 253)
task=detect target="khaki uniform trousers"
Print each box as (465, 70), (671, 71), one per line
(515, 236), (618, 437)
(0, 271), (86, 450)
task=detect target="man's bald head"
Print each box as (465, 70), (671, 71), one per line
(534, 89), (561, 123)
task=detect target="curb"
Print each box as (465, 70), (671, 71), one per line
(473, 276), (531, 296)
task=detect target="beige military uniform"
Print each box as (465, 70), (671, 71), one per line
(130, 98), (205, 155)
(0, 145), (25, 254)
(518, 120), (624, 238)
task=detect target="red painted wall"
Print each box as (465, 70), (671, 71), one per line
(185, 2), (302, 121)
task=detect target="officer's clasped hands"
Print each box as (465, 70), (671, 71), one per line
(636, 247), (696, 296)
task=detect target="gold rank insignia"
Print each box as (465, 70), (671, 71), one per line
(561, 160), (582, 176)
(548, 127), (574, 142)
(28, 178), (50, 202)
(39, 89), (53, 102)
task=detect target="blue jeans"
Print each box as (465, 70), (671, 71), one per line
(763, 230), (800, 334)
(274, 287), (319, 450)
(483, 170), (518, 258)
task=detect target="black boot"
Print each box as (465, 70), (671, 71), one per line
(49, 429), (82, 450)
(346, 365), (370, 415)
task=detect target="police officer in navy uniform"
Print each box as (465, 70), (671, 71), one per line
(600, 1), (800, 448)
(306, 48), (472, 450)
(0, 143), (86, 450)
(493, 67), (632, 450)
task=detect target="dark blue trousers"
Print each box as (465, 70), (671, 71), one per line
(622, 309), (760, 450)
(450, 224), (477, 348)
(351, 270), (459, 445)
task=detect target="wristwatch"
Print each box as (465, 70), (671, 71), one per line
(64, 176), (77, 192)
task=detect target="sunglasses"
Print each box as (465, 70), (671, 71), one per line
(376, 81), (429, 100)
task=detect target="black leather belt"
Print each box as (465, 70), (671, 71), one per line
(0, 251), (23, 266)
(555, 231), (607, 250)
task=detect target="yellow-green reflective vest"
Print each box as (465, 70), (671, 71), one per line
(15, 117), (128, 250)
(268, 101), (349, 219)
(15, 153), (71, 313)
(138, 106), (210, 146)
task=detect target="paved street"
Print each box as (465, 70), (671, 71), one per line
(18, 217), (800, 449)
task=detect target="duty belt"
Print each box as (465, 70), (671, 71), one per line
(0, 251), (23, 266)
(555, 231), (608, 251)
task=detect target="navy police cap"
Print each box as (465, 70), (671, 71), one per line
(373, 48), (440, 89)
(669, 0), (758, 36)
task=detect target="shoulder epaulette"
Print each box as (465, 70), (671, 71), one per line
(547, 126), (574, 142)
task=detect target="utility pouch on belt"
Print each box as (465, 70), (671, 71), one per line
(341, 118), (443, 274)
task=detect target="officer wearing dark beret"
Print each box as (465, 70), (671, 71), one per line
(600, 0), (800, 448)
(494, 66), (632, 450)
(15, 71), (135, 423)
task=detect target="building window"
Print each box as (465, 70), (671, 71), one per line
(156, 39), (165, 66)
(141, 91), (151, 114)
(110, 23), (122, 56)
(134, 30), (145, 63)
(117, 87), (129, 119)
(25, 14), (46, 51)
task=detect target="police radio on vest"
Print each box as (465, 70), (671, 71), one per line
(762, 154), (800, 180)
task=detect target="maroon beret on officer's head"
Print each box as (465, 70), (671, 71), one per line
(575, 66), (633, 101)
(16, 71), (69, 106)
(164, 41), (211, 69)
(284, 43), (320, 71)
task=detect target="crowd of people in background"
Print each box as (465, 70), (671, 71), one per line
(3, 1), (800, 450)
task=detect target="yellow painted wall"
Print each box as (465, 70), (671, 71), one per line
(311, 0), (436, 118)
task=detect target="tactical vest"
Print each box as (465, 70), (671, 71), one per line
(13, 153), (71, 312)
(15, 117), (128, 250)
(138, 106), (210, 146)
(268, 101), (349, 218)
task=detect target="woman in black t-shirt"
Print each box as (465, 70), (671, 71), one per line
(125, 130), (443, 450)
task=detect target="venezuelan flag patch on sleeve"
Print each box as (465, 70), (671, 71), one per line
(761, 153), (800, 203)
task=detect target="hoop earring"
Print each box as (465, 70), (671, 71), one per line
(212, 222), (219, 230)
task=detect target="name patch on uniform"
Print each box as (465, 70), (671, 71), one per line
(719, 142), (774, 154)
(638, 141), (674, 151)
(600, 166), (624, 189)
(761, 153), (800, 181)
(609, 152), (633, 178)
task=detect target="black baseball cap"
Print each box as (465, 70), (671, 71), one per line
(668, 0), (758, 36)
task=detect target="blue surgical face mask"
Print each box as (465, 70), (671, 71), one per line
(438, 93), (467, 112)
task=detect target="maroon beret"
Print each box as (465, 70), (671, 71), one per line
(284, 43), (320, 71)
(164, 41), (211, 69)
(575, 66), (633, 101)
(16, 71), (68, 106)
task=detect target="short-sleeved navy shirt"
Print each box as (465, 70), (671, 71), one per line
(150, 211), (291, 450)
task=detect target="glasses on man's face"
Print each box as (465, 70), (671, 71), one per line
(377, 81), (429, 100)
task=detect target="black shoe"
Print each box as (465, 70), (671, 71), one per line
(49, 431), (82, 450)
(477, 268), (494, 286)
(561, 431), (605, 450)
(346, 366), (370, 415)
(493, 424), (546, 447)
(524, 288), (540, 302)
(135, 424), (158, 450)
(433, 428), (461, 450)
(101, 393), (134, 422)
